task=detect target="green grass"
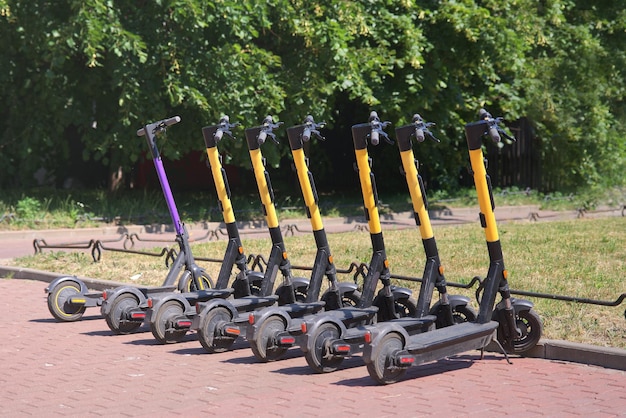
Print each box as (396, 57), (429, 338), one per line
(7, 216), (625, 349)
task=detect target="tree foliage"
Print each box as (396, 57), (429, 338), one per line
(1, 0), (624, 191)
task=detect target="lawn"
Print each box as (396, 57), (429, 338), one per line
(7, 216), (625, 349)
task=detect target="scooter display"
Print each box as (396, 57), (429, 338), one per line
(362, 109), (543, 384)
(145, 116), (275, 344)
(45, 117), (229, 325)
(246, 115), (362, 362)
(193, 116), (328, 353)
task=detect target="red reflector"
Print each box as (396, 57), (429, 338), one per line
(248, 313), (255, 324)
(102, 290), (108, 300)
(398, 355), (414, 365)
(196, 303), (203, 314)
(300, 322), (307, 334)
(364, 331), (372, 344)
(225, 327), (241, 336)
(147, 298), (153, 309)
(278, 336), (295, 345)
(176, 320), (192, 328)
(131, 312), (146, 319)
(333, 344), (351, 354)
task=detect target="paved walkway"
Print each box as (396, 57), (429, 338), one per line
(1, 278), (626, 417)
(1, 205), (625, 417)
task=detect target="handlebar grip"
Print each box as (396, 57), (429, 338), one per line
(415, 129), (425, 143)
(370, 130), (380, 145)
(488, 127), (501, 143)
(136, 116), (181, 137)
(258, 131), (267, 144)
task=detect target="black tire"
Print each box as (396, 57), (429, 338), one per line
(366, 332), (406, 385)
(150, 300), (187, 344)
(47, 281), (86, 322)
(452, 305), (477, 324)
(105, 292), (142, 334)
(295, 287), (307, 303)
(305, 323), (344, 373)
(198, 307), (235, 353)
(341, 290), (361, 307)
(395, 297), (417, 318)
(250, 315), (288, 362)
(505, 309), (543, 354)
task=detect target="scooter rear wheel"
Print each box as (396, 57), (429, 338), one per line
(305, 323), (343, 373)
(47, 281), (86, 322)
(151, 300), (187, 344)
(105, 292), (142, 334)
(366, 332), (406, 385)
(250, 316), (287, 362)
(198, 307), (235, 353)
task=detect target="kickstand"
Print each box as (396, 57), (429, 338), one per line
(484, 339), (513, 365)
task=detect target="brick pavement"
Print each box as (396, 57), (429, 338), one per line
(1, 278), (625, 417)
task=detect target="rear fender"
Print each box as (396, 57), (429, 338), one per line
(100, 286), (147, 315)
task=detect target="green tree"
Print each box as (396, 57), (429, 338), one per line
(1, 0), (624, 192)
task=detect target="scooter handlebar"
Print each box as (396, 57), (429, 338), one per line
(478, 108), (514, 144)
(137, 116), (181, 137)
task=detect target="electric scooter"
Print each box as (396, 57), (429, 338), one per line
(246, 115), (364, 362)
(362, 109), (543, 384)
(99, 116), (234, 335)
(193, 116), (328, 353)
(145, 116), (276, 344)
(45, 116), (228, 323)
(248, 112), (422, 372)
(295, 113), (481, 374)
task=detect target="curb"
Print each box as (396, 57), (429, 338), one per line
(2, 264), (625, 372)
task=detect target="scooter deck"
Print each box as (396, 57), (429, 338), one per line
(182, 288), (234, 304)
(230, 295), (280, 312)
(390, 315), (437, 335)
(323, 306), (379, 327)
(280, 301), (326, 318)
(404, 321), (498, 365)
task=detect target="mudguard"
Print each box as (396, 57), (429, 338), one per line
(362, 324), (411, 365)
(46, 276), (89, 296)
(492, 297), (534, 319)
(291, 276), (311, 294)
(247, 306), (294, 342)
(148, 293), (194, 321)
(429, 294), (472, 314)
(195, 298), (239, 326)
(391, 285), (412, 300)
(301, 316), (350, 353)
(100, 286), (148, 316)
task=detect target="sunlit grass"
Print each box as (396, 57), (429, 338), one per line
(7, 217), (626, 349)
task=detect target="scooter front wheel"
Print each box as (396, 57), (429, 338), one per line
(47, 281), (86, 322)
(395, 297), (417, 318)
(150, 300), (187, 344)
(105, 292), (142, 334)
(503, 309), (543, 354)
(452, 305), (477, 324)
(341, 290), (362, 307)
(185, 272), (214, 292)
(367, 332), (406, 385)
(250, 316), (287, 362)
(198, 307), (235, 353)
(305, 323), (343, 373)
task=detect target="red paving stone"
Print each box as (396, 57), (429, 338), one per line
(1, 278), (626, 417)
